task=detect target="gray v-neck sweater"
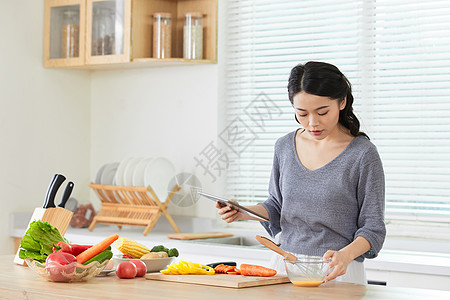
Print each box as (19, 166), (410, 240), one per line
(260, 130), (386, 262)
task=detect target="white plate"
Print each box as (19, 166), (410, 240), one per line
(115, 158), (132, 186)
(97, 268), (116, 276)
(95, 164), (107, 184)
(100, 162), (119, 185)
(132, 158), (153, 187)
(144, 157), (176, 201)
(123, 158), (143, 186)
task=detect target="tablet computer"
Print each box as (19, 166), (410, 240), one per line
(198, 191), (270, 222)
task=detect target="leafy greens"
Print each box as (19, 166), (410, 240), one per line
(18, 220), (68, 262)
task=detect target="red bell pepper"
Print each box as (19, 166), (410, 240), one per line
(70, 244), (92, 256)
(53, 242), (92, 256)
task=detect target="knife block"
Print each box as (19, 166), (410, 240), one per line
(13, 207), (73, 265)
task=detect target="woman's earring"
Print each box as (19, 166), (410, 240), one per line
(295, 115), (301, 124)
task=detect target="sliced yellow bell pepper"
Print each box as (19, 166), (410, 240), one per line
(160, 261), (215, 275)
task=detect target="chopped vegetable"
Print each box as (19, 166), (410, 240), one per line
(150, 245), (169, 253)
(160, 261), (215, 275)
(168, 248), (179, 257)
(214, 264), (240, 274)
(122, 254), (133, 259)
(116, 237), (150, 258)
(150, 245), (178, 257)
(240, 264), (277, 277)
(18, 220), (69, 263)
(76, 234), (119, 264)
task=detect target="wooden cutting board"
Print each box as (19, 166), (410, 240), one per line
(167, 232), (234, 240)
(145, 273), (290, 288)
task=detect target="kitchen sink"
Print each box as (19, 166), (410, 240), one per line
(186, 236), (266, 249)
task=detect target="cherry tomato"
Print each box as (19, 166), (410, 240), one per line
(130, 259), (147, 277)
(116, 261), (137, 279)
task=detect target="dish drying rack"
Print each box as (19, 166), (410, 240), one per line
(88, 183), (181, 235)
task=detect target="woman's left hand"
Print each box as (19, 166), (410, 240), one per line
(322, 250), (353, 282)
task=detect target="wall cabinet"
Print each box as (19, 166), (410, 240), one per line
(44, 0), (217, 69)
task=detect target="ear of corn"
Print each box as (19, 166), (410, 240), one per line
(115, 237), (150, 258)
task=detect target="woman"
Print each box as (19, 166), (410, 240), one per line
(217, 61), (386, 284)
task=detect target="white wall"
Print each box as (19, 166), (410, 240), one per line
(0, 0), (91, 254)
(89, 0), (227, 219)
(89, 65), (220, 218)
(2, 0), (226, 254)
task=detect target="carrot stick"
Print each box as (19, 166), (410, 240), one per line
(240, 264), (277, 277)
(227, 272), (239, 275)
(76, 234), (119, 264)
(224, 266), (236, 273)
(227, 267), (241, 275)
(214, 264), (228, 273)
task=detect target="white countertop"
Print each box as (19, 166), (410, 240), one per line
(10, 212), (450, 277)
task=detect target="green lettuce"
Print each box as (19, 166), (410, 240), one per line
(18, 220), (69, 262)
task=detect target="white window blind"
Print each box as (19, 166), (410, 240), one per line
(224, 0), (450, 223)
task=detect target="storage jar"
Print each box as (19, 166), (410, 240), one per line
(183, 13), (203, 60)
(153, 13), (172, 58)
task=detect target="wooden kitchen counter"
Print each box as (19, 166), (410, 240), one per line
(1, 256), (449, 300)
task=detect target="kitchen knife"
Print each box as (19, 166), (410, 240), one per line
(58, 181), (74, 208)
(206, 262), (237, 268)
(43, 174), (66, 208)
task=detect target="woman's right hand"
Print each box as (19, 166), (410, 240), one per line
(216, 201), (243, 223)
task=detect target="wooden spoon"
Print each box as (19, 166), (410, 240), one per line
(255, 235), (298, 261)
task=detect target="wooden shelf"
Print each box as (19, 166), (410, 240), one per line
(44, 0), (217, 69)
(66, 57), (216, 70)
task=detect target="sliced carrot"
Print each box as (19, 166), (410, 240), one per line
(214, 264), (225, 273)
(228, 267), (240, 275)
(224, 266), (236, 273)
(240, 264), (277, 277)
(226, 268), (241, 275)
(214, 264), (239, 274)
(76, 234), (119, 264)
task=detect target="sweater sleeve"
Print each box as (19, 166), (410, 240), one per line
(354, 144), (386, 259)
(260, 143), (283, 238)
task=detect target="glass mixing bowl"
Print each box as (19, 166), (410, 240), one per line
(284, 257), (332, 287)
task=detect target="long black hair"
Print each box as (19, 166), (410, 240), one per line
(287, 61), (368, 138)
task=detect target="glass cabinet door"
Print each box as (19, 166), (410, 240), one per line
(86, 0), (131, 64)
(44, 0), (85, 67)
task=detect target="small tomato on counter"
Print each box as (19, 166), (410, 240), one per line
(130, 260), (147, 277)
(116, 261), (137, 279)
